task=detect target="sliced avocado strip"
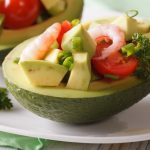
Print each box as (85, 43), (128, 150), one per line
(61, 24), (82, 51)
(67, 52), (91, 90)
(82, 26), (96, 58)
(112, 15), (150, 41)
(61, 24), (96, 58)
(19, 60), (68, 86)
(0, 0), (83, 50)
(45, 49), (61, 64)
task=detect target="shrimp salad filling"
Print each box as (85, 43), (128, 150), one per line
(18, 13), (150, 91)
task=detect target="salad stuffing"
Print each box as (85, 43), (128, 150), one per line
(16, 11), (150, 91)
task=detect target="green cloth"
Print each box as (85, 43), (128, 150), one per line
(0, 132), (48, 150)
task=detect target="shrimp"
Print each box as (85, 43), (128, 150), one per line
(88, 24), (126, 59)
(20, 23), (61, 61)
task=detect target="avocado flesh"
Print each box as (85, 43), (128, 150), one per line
(112, 15), (150, 41)
(45, 49), (61, 64)
(67, 53), (91, 90)
(61, 24), (96, 58)
(19, 60), (68, 86)
(3, 38), (142, 98)
(0, 0), (83, 58)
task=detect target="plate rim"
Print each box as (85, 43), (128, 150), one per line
(1, 125), (150, 144)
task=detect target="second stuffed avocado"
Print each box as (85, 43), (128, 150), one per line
(0, 0), (83, 64)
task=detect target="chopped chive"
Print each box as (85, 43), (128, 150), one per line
(71, 19), (80, 27)
(121, 43), (136, 56)
(72, 37), (83, 52)
(104, 74), (119, 80)
(63, 56), (74, 71)
(57, 51), (72, 65)
(13, 57), (20, 64)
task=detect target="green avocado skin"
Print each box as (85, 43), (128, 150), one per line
(6, 78), (150, 124)
(0, 48), (12, 64)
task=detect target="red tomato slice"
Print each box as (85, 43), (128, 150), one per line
(92, 35), (138, 78)
(95, 36), (112, 56)
(57, 20), (72, 48)
(0, 0), (41, 29)
(92, 52), (138, 78)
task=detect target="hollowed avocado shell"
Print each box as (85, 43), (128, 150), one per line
(2, 19), (150, 124)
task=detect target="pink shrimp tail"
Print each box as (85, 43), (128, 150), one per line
(36, 23), (62, 58)
(88, 24), (126, 59)
(20, 23), (62, 61)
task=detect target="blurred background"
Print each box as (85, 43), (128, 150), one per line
(83, 0), (150, 21)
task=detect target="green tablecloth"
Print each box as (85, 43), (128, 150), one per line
(0, 132), (48, 150)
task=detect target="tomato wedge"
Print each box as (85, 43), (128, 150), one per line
(92, 36), (138, 78)
(57, 20), (72, 48)
(95, 36), (112, 56)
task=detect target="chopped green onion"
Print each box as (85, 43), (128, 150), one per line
(121, 42), (141, 57)
(121, 43), (136, 57)
(57, 51), (74, 71)
(72, 37), (83, 52)
(125, 10), (139, 18)
(13, 57), (20, 64)
(63, 56), (74, 71)
(58, 51), (72, 65)
(71, 19), (80, 27)
(104, 74), (119, 80)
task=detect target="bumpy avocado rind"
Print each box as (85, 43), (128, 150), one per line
(0, 0), (83, 64)
(3, 36), (150, 124)
(5, 78), (150, 124)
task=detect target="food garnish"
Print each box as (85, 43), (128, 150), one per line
(122, 33), (150, 80)
(0, 87), (12, 110)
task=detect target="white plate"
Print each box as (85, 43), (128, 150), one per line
(1, 0), (150, 144)
(1, 66), (150, 144)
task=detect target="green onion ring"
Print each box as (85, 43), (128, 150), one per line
(126, 10), (139, 18)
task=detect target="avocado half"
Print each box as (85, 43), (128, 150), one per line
(3, 19), (150, 124)
(0, 0), (83, 64)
